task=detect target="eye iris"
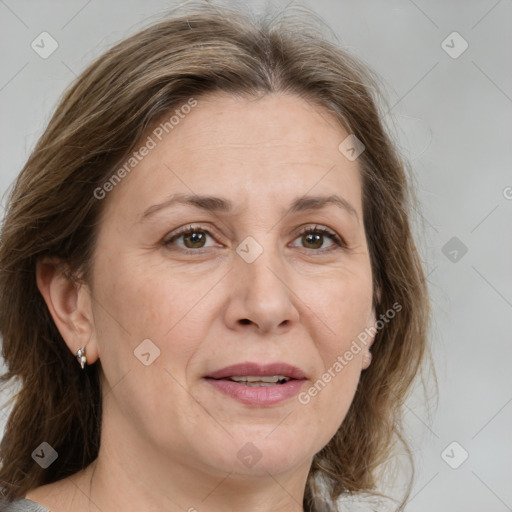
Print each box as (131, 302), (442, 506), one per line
(184, 231), (206, 248)
(303, 232), (323, 249)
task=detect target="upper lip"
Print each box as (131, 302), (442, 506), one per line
(206, 362), (307, 380)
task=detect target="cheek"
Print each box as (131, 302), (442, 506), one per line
(94, 252), (198, 339)
(91, 252), (221, 390)
(298, 324), (365, 443)
(313, 267), (373, 354)
(298, 268), (372, 425)
(90, 255), (212, 443)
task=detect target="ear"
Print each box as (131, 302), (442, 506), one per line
(36, 257), (99, 366)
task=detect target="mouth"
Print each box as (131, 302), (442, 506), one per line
(223, 375), (292, 387)
(204, 362), (307, 406)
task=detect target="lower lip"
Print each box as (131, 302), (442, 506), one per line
(205, 378), (307, 406)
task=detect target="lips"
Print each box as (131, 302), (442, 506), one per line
(205, 362), (307, 381)
(204, 362), (307, 406)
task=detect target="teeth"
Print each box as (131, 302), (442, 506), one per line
(230, 375), (290, 384)
(242, 382), (277, 387)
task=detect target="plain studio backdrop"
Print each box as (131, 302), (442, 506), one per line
(0, 1), (511, 511)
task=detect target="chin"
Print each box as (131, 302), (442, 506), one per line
(196, 428), (318, 477)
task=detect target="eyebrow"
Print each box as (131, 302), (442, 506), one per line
(141, 193), (359, 222)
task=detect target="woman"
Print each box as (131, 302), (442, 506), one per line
(0, 2), (430, 511)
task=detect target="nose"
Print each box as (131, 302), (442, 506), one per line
(223, 242), (299, 334)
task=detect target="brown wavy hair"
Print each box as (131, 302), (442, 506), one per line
(0, 2), (431, 509)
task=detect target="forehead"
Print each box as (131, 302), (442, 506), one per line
(162, 92), (354, 167)
(101, 92), (363, 222)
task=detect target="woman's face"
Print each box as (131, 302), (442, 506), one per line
(88, 92), (375, 480)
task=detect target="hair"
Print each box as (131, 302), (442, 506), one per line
(0, 1), (431, 510)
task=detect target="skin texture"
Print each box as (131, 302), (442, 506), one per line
(31, 92), (376, 512)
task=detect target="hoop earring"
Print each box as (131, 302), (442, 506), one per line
(76, 346), (87, 370)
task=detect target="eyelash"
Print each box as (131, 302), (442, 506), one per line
(163, 224), (347, 254)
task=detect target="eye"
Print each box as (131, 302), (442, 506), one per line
(163, 224), (347, 254)
(291, 225), (346, 251)
(163, 225), (216, 252)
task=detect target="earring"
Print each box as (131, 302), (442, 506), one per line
(76, 346), (87, 370)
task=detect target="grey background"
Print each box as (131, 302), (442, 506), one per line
(1, 0), (511, 510)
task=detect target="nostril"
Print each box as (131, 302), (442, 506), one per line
(240, 319), (251, 325)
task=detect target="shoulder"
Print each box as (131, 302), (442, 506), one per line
(0, 497), (52, 511)
(1, 468), (92, 512)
